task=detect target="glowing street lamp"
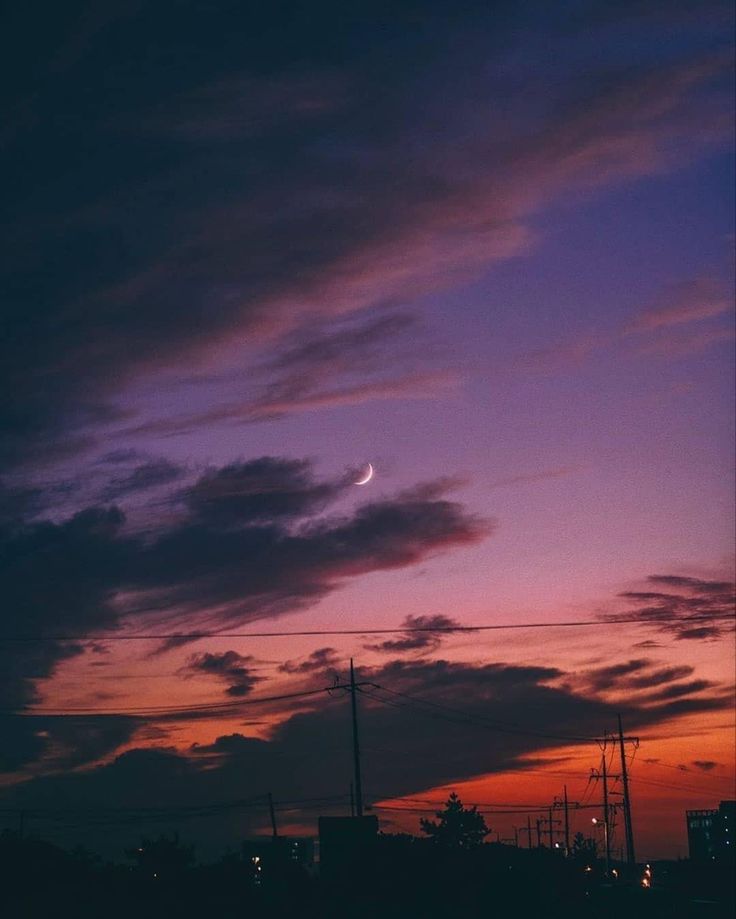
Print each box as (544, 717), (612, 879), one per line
(591, 817), (610, 876)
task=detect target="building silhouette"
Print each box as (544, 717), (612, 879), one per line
(686, 800), (735, 863)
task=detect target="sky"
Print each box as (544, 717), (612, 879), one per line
(0, 0), (734, 861)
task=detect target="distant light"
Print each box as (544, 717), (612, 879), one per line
(591, 818), (599, 825)
(554, 843), (560, 848)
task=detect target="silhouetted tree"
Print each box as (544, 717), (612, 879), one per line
(571, 831), (597, 863)
(419, 792), (489, 849)
(125, 832), (194, 879)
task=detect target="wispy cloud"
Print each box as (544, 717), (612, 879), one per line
(0, 458), (491, 727)
(2, 23), (732, 468)
(625, 278), (732, 333)
(514, 274), (734, 373)
(184, 650), (263, 697)
(364, 614), (470, 655)
(279, 647), (341, 675)
(614, 573), (736, 641)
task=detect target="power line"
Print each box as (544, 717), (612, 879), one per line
(362, 684), (599, 743)
(640, 759), (735, 781)
(2, 685), (343, 717)
(0, 612), (731, 642)
(628, 773), (735, 796)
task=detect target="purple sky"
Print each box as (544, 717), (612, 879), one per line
(1, 0), (734, 860)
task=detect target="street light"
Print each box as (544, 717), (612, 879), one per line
(591, 817), (610, 876)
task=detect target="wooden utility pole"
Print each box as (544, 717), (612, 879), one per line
(563, 785), (570, 855)
(349, 659), (364, 817)
(535, 818), (542, 848)
(267, 792), (278, 837)
(527, 814), (532, 849)
(617, 714), (636, 867)
(601, 748), (611, 875)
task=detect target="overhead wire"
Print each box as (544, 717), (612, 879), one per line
(2, 685), (344, 717)
(363, 683), (599, 743)
(0, 611), (731, 642)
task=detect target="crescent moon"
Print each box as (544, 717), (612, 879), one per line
(354, 463), (374, 486)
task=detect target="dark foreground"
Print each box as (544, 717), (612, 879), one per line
(3, 832), (733, 919)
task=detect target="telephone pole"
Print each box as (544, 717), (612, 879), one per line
(563, 785), (570, 855)
(617, 714), (637, 866)
(349, 659), (364, 817)
(267, 792), (278, 838)
(602, 748), (611, 875)
(542, 806), (561, 849)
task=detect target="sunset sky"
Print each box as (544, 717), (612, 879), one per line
(1, 0), (734, 861)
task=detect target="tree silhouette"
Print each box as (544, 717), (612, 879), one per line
(419, 792), (489, 849)
(571, 831), (597, 863)
(126, 833), (194, 879)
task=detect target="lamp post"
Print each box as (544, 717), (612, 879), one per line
(592, 817), (610, 876)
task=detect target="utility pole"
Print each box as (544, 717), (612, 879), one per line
(535, 818), (542, 848)
(602, 747), (611, 875)
(349, 659), (364, 818)
(543, 806), (561, 849)
(349, 782), (355, 817)
(267, 792), (278, 838)
(518, 817), (532, 848)
(563, 785), (570, 855)
(617, 714), (637, 867)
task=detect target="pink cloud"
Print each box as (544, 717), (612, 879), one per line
(626, 278), (733, 333)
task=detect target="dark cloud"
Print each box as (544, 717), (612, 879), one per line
(0, 653), (730, 853)
(623, 665), (695, 689)
(365, 614), (469, 654)
(1, 3), (731, 470)
(0, 714), (138, 774)
(279, 647), (341, 675)
(615, 573), (735, 640)
(582, 659), (650, 692)
(692, 760), (719, 771)
(185, 651), (262, 697)
(182, 457), (342, 526)
(133, 311), (455, 435)
(643, 679), (714, 701)
(582, 660), (698, 694)
(134, 478), (490, 629)
(0, 506), (130, 711)
(0, 460), (488, 733)
(99, 459), (184, 501)
(674, 626), (725, 641)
